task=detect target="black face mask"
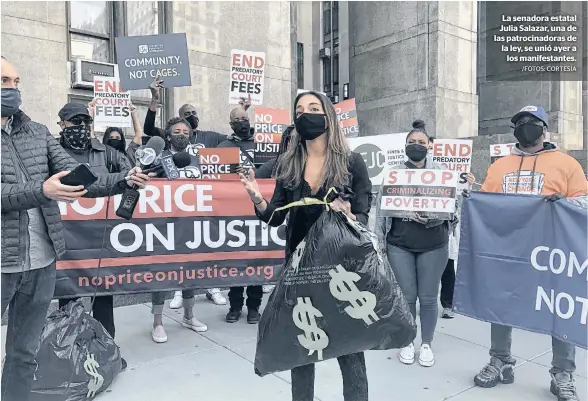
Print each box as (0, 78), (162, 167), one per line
(405, 143), (428, 162)
(107, 138), (123, 151)
(294, 113), (327, 141)
(170, 134), (190, 151)
(232, 120), (251, 139)
(62, 126), (90, 150)
(186, 115), (199, 130)
(514, 123), (544, 148)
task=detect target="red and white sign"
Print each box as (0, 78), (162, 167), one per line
(93, 77), (131, 128)
(432, 139), (473, 191)
(228, 49), (266, 105)
(490, 143), (515, 158)
(380, 169), (458, 220)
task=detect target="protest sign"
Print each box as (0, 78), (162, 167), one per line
(490, 143), (516, 164)
(115, 33), (191, 90)
(93, 77), (131, 128)
(432, 139), (473, 191)
(379, 169), (458, 219)
(455, 192), (588, 349)
(229, 49), (266, 105)
(198, 148), (241, 179)
(254, 108), (290, 165)
(55, 179), (285, 297)
(334, 98), (359, 138)
(347, 133), (407, 189)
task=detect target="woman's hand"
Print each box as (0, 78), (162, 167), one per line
(466, 172), (477, 190)
(239, 168), (263, 203)
(130, 102), (137, 114)
(330, 197), (356, 220)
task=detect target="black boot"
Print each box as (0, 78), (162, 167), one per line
(247, 308), (260, 324)
(226, 308), (242, 323)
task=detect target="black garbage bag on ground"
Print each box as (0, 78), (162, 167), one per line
(254, 209), (417, 376)
(30, 300), (122, 401)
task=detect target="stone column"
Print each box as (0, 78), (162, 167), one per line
(348, 1), (478, 139)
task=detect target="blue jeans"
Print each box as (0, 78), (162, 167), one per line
(490, 323), (576, 374)
(1, 263), (56, 401)
(386, 244), (448, 345)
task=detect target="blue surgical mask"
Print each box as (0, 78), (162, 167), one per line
(1, 88), (21, 117)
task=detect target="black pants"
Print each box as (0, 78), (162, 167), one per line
(228, 286), (262, 310)
(291, 352), (368, 401)
(58, 296), (115, 339)
(440, 259), (455, 309)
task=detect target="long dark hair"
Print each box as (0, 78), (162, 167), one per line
(276, 91), (350, 189)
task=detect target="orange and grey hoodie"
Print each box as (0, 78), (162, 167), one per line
(482, 142), (587, 199)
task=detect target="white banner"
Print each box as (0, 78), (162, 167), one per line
(93, 77), (131, 128)
(347, 133), (407, 188)
(229, 49), (266, 106)
(379, 169), (458, 220)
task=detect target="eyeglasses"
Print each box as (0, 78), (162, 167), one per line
(58, 117), (93, 126)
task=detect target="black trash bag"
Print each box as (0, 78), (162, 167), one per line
(30, 300), (122, 401)
(254, 209), (417, 376)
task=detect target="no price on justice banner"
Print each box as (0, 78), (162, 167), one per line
(55, 179), (285, 297)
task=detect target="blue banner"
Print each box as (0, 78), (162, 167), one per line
(454, 192), (588, 349)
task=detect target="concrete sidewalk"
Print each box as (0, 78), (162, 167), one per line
(97, 294), (586, 401)
(2, 292), (587, 401)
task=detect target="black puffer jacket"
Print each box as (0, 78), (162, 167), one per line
(1, 111), (128, 270)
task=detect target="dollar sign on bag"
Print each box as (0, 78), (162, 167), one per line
(329, 264), (380, 325)
(84, 353), (104, 398)
(292, 297), (329, 360)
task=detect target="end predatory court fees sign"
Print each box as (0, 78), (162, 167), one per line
(54, 179), (286, 297)
(455, 192), (588, 349)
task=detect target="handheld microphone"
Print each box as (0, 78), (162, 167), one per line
(116, 137), (166, 220)
(142, 152), (191, 179)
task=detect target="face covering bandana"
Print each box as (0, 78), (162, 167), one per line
(514, 123), (544, 148)
(405, 143), (428, 162)
(62, 126), (90, 150)
(186, 115), (199, 130)
(1, 88), (22, 117)
(232, 120), (251, 139)
(170, 134), (190, 151)
(107, 138), (123, 151)
(294, 113), (327, 141)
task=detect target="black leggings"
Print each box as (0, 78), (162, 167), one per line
(440, 259), (455, 309)
(291, 352), (368, 401)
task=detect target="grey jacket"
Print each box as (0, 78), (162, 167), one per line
(1, 111), (128, 271)
(374, 158), (459, 251)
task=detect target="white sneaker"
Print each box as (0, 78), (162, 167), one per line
(152, 325), (168, 343)
(206, 288), (227, 305)
(182, 317), (208, 332)
(262, 285), (275, 294)
(418, 344), (435, 367)
(398, 343), (415, 364)
(169, 291), (182, 309)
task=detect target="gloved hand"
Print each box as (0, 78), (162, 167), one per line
(545, 193), (564, 202)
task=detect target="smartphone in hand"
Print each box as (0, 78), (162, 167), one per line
(60, 164), (98, 188)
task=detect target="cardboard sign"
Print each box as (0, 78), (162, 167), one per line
(93, 77), (131, 128)
(347, 133), (407, 189)
(198, 148), (241, 179)
(380, 169), (458, 220)
(229, 50), (266, 105)
(490, 143), (516, 164)
(335, 99), (359, 138)
(431, 139), (473, 191)
(115, 33), (191, 90)
(254, 108), (290, 165)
